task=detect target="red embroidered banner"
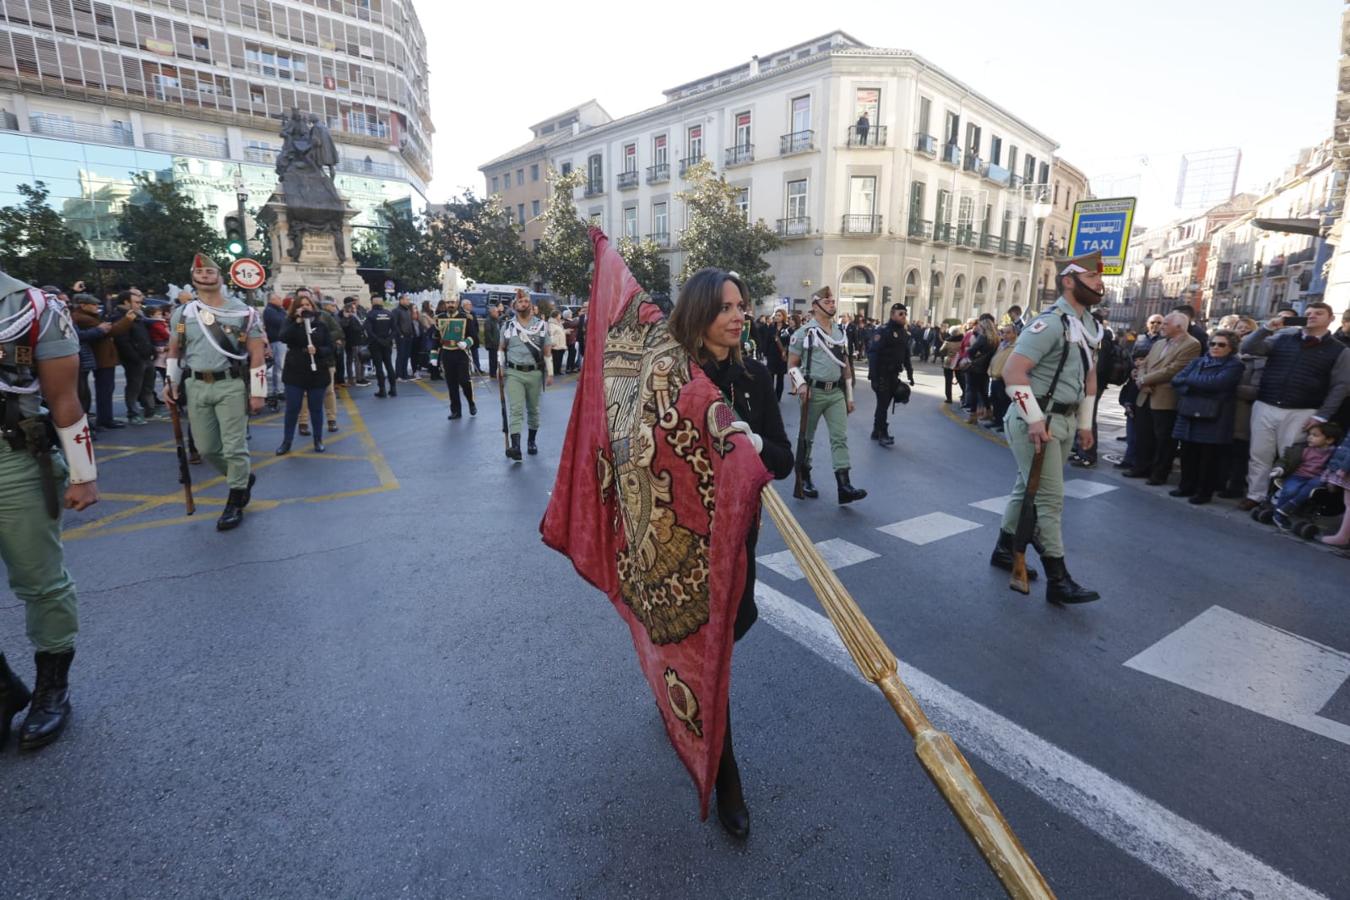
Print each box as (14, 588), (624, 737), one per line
(540, 229), (771, 817)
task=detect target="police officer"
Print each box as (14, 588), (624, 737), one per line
(163, 253), (267, 531)
(788, 287), (866, 503)
(869, 302), (914, 448)
(440, 298), (478, 420)
(0, 275), (101, 750)
(499, 288), (552, 460)
(991, 250), (1103, 604)
(364, 294), (397, 397)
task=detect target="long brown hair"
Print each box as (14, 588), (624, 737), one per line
(668, 268), (750, 366)
(287, 294), (316, 321)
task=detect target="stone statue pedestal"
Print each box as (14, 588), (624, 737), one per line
(262, 189), (369, 302)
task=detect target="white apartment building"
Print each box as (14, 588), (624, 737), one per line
(539, 32), (1057, 322)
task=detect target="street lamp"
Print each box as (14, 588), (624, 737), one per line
(1132, 250), (1155, 332)
(1026, 194), (1053, 312)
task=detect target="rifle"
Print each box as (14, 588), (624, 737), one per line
(169, 380), (195, 515)
(497, 356), (510, 457)
(1008, 441), (1043, 594)
(791, 332), (814, 499)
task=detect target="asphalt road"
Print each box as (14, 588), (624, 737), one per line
(1, 362), (1345, 899)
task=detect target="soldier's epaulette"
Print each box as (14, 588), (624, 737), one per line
(1024, 311), (1067, 336)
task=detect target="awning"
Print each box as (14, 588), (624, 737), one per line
(1253, 217), (1320, 236)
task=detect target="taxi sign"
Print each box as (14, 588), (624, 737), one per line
(1067, 197), (1136, 276)
(229, 257), (267, 290)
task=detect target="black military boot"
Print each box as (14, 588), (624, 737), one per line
(989, 531), (1038, 581)
(715, 720), (749, 839)
(527, 429), (538, 455)
(1042, 557), (1100, 605)
(506, 433), (522, 461)
(216, 489), (246, 531)
(799, 467), (819, 499)
(18, 649), (73, 751)
(469, 401), (477, 416)
(835, 469), (867, 504)
(879, 426), (895, 448)
(241, 473), (256, 507)
(1, 652), (32, 751)
(870, 426), (881, 441)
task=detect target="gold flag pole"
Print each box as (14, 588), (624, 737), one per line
(760, 486), (1054, 900)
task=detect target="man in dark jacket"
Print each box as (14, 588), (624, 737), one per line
(72, 293), (133, 429)
(262, 293), (288, 404)
(113, 289), (157, 424)
(869, 303), (913, 447)
(482, 304), (502, 379)
(365, 296), (398, 397)
(1239, 302), (1349, 506)
(340, 299), (368, 385)
(391, 294), (416, 380)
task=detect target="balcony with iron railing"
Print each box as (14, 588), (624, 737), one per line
(932, 222), (953, 243)
(914, 133), (937, 157)
(997, 233), (1012, 256)
(647, 231), (670, 247)
(776, 216), (812, 237)
(780, 130), (814, 155)
(724, 144), (754, 167)
(29, 115), (134, 146)
(978, 232), (1002, 254)
(908, 218), (931, 239)
(846, 125), (888, 148)
(617, 170), (639, 190)
(144, 132), (228, 157)
(957, 227), (977, 248)
(984, 163), (1011, 187)
(679, 155), (704, 177)
(243, 146), (278, 164)
(940, 142), (962, 166)
(584, 179), (605, 197)
(842, 214), (882, 235)
(963, 153), (984, 175)
(337, 157), (405, 179)
(646, 162), (670, 184)
(1013, 242), (1031, 258)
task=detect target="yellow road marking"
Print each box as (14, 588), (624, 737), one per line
(938, 400), (1008, 447)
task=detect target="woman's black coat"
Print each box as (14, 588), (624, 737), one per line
(281, 317), (333, 389)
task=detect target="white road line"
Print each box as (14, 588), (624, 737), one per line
(878, 511), (982, 545)
(969, 495), (1013, 515)
(755, 583), (1328, 900)
(758, 538), (879, 582)
(1063, 479), (1120, 499)
(1125, 605), (1350, 747)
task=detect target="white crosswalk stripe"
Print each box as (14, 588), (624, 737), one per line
(878, 511), (982, 545)
(969, 495), (1013, 514)
(1063, 479), (1119, 499)
(757, 537), (879, 581)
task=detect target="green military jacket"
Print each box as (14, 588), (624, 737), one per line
(1010, 296), (1099, 405)
(0, 274), (78, 418)
(169, 297), (264, 372)
(790, 320), (848, 383)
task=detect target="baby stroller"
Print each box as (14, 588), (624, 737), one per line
(1251, 467), (1345, 540)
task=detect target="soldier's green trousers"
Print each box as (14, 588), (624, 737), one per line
(801, 385), (850, 471)
(186, 376), (251, 490)
(999, 410), (1075, 558)
(505, 367), (542, 433)
(0, 442), (77, 653)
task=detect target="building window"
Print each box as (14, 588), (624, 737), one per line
(1054, 182), (1059, 205)
(990, 135), (1002, 166)
(734, 111), (751, 149)
(936, 189), (952, 229)
(561, 162), (572, 176)
(503, 171), (511, 188)
(623, 143), (637, 173)
(587, 153), (603, 190)
(516, 168), (524, 185)
(533, 239), (541, 253)
(849, 176), (876, 216)
(1008, 146), (1019, 179)
(687, 125), (703, 161)
(653, 201), (668, 236)
(1038, 162), (1050, 185)
(854, 88), (879, 125)
(531, 164), (540, 181)
(965, 122), (982, 158)
(909, 181), (925, 226)
(491, 175), (499, 193)
(735, 187), (749, 222)
(653, 134), (668, 166)
(786, 179), (808, 221)
(790, 95), (811, 135)
(918, 96), (931, 136)
(944, 111), (960, 148)
(505, 208), (513, 225)
(532, 199), (541, 217)
(589, 212), (602, 227)
(518, 203), (525, 223)
(623, 206), (637, 239)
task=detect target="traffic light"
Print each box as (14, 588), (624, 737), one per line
(882, 285), (893, 304)
(223, 215), (245, 257)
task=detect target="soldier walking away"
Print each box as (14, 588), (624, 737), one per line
(992, 250), (1104, 604)
(364, 294), (397, 397)
(788, 287), (866, 503)
(440, 299), (478, 419)
(499, 288), (552, 460)
(0, 272), (101, 751)
(163, 253), (267, 531)
(869, 302), (914, 447)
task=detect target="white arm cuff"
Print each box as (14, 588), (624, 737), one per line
(843, 377), (854, 403)
(250, 365), (267, 398)
(788, 367), (806, 392)
(1009, 386), (1045, 424)
(166, 358), (182, 385)
(57, 419), (97, 484)
(1077, 396), (1097, 431)
(544, 355), (553, 377)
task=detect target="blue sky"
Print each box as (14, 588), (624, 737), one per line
(425, 0), (1339, 228)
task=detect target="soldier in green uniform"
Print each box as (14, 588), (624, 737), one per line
(163, 253), (267, 531)
(787, 286), (866, 504)
(0, 275), (101, 751)
(498, 288), (552, 461)
(990, 250), (1104, 604)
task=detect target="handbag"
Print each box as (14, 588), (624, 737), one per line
(1176, 391), (1222, 419)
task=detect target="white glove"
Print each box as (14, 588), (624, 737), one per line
(457, 341), (467, 349)
(728, 420), (763, 454)
(788, 366), (806, 394)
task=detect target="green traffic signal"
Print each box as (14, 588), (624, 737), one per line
(223, 214), (245, 258)
(227, 240), (244, 256)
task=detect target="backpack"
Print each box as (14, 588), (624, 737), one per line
(1104, 332), (1131, 386)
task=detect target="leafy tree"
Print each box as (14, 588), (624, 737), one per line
(377, 201), (441, 291)
(677, 161), (781, 300)
(352, 229), (389, 272)
(535, 169), (592, 301)
(0, 182), (94, 288)
(617, 236), (671, 298)
(117, 173), (228, 291)
(429, 191), (532, 285)
(247, 206), (272, 271)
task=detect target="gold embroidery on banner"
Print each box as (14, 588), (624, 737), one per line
(664, 667), (703, 738)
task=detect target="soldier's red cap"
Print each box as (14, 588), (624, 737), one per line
(192, 252), (221, 271)
(1055, 250), (1103, 275)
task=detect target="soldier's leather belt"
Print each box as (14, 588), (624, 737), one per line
(192, 369), (239, 383)
(810, 379), (842, 391)
(507, 362), (539, 372)
(1042, 399), (1078, 415)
